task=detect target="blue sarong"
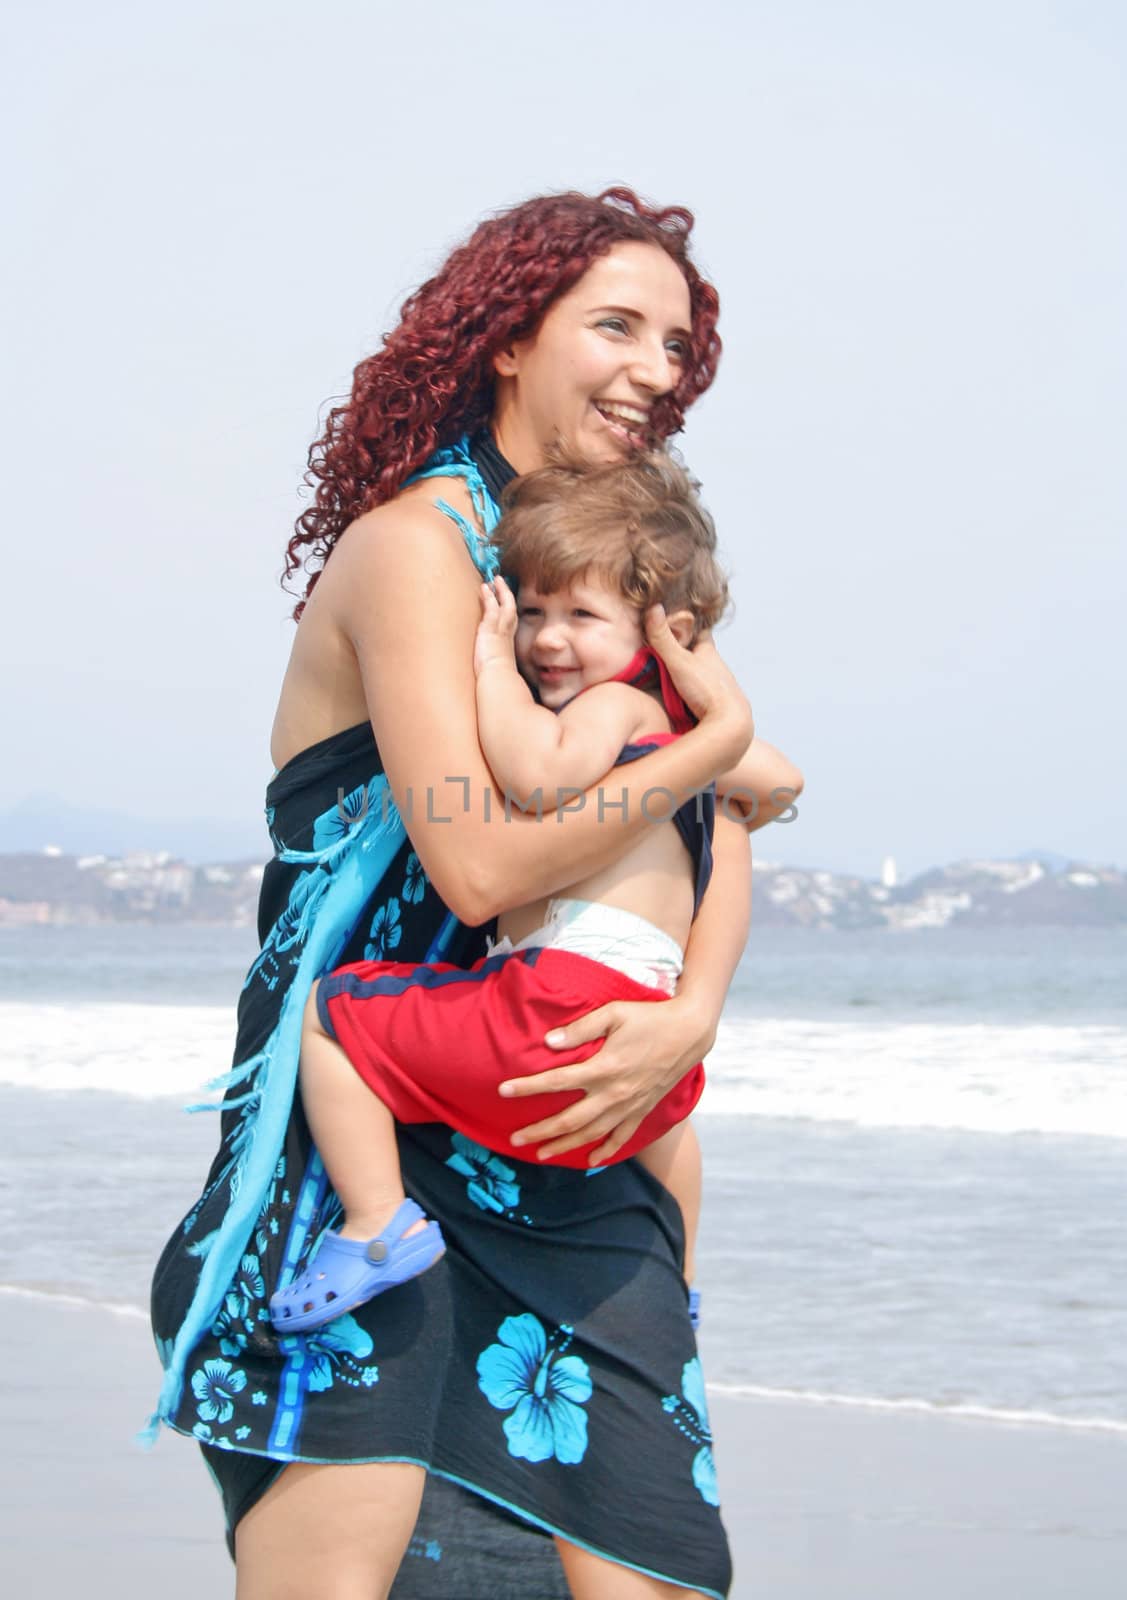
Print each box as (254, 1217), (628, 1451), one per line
(149, 435), (732, 1597)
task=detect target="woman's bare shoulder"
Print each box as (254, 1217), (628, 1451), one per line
(270, 473), (492, 770)
(307, 484), (486, 681)
(323, 475), (483, 589)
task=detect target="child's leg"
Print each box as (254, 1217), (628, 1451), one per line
(299, 982), (424, 1243)
(637, 1119), (701, 1285)
(270, 983), (443, 1333)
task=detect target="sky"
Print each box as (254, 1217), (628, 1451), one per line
(3, 0), (1123, 877)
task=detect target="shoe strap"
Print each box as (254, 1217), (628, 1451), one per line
(375, 1197), (427, 1247)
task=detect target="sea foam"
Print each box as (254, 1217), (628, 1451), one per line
(706, 1379), (1127, 1435)
(0, 1001), (234, 1099)
(2, 1001), (1124, 1140)
(704, 1016), (1127, 1139)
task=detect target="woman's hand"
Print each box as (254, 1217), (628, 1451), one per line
(644, 606), (754, 759)
(473, 576), (519, 677)
(499, 994), (714, 1164)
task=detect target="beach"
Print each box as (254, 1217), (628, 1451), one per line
(5, 1293), (1125, 1597)
(4, 923), (1126, 1594)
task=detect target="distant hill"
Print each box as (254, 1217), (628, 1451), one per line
(1, 846), (1124, 930)
(751, 857), (1127, 930)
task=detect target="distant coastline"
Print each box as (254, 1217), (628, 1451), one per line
(1, 848), (1123, 932)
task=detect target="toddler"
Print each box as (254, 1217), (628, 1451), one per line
(270, 452), (747, 1335)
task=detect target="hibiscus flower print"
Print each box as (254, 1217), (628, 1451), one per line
(235, 1252), (265, 1308)
(365, 898), (402, 961)
(242, 869), (320, 990)
(303, 1312), (378, 1394)
(210, 1290), (250, 1358)
(402, 852), (426, 904)
(661, 1357), (719, 1506)
(191, 1358), (247, 1426)
(476, 1315), (591, 1465)
(312, 780), (376, 851)
(446, 1133), (522, 1216)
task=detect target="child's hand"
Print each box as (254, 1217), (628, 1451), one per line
(474, 576), (519, 677)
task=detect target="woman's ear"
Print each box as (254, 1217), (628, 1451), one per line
(664, 609), (696, 647)
(492, 344), (520, 378)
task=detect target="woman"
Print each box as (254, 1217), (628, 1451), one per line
(151, 188), (801, 1600)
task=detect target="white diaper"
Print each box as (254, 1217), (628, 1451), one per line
(487, 897), (684, 996)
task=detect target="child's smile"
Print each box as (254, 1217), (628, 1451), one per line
(514, 574), (645, 709)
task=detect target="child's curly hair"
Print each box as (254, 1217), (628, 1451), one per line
(491, 453), (730, 643)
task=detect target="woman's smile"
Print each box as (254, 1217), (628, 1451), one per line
(592, 398), (652, 451)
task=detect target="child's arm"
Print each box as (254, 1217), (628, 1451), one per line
(715, 736), (804, 832)
(474, 578), (647, 808)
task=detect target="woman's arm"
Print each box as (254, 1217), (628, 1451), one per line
(668, 810), (753, 1054)
(499, 812), (753, 1161)
(326, 492), (752, 926)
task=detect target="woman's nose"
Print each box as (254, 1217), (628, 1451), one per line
(630, 337), (677, 396)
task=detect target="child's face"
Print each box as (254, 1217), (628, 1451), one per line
(514, 571), (646, 710)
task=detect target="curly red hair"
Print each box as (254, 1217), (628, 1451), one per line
(283, 187), (721, 617)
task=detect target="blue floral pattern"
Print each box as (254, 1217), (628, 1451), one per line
(365, 897), (402, 961)
(312, 779), (382, 851)
(255, 1156), (287, 1256)
(402, 851), (426, 904)
(446, 1134), (523, 1217)
(241, 865), (321, 993)
(210, 1290), (250, 1357)
(191, 1358), (247, 1426)
(477, 1315), (591, 1465)
(235, 1252), (265, 1307)
(661, 1357), (719, 1506)
(304, 1313), (380, 1393)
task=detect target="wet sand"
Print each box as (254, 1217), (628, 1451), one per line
(3, 1296), (1125, 1597)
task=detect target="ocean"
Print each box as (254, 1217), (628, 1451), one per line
(2, 922), (1124, 1434)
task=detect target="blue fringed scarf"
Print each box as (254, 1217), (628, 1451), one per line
(147, 436), (502, 1439)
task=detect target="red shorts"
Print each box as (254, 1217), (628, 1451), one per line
(316, 945), (704, 1170)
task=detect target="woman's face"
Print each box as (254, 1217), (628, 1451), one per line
(491, 242), (693, 472)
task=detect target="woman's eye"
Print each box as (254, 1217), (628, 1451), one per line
(597, 316), (629, 336)
(666, 338), (688, 361)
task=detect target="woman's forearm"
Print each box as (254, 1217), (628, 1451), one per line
(431, 716), (748, 923)
(674, 813), (752, 1052)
